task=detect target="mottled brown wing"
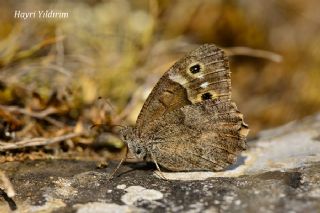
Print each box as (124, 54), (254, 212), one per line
(147, 100), (249, 171)
(136, 44), (231, 137)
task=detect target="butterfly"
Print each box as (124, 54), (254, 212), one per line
(119, 44), (249, 172)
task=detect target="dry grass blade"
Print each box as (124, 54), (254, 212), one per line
(0, 170), (17, 211)
(0, 105), (65, 127)
(0, 105), (57, 119)
(224, 46), (283, 62)
(0, 132), (83, 151)
(0, 170), (15, 198)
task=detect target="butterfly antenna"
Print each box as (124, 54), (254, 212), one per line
(97, 96), (115, 113)
(90, 123), (125, 130)
(111, 124), (126, 129)
(108, 145), (128, 180)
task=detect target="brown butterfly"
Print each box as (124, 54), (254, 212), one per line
(119, 44), (249, 172)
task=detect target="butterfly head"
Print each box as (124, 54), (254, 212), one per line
(119, 126), (147, 160)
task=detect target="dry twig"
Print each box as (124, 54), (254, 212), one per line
(0, 105), (57, 118)
(0, 170), (15, 198)
(224, 46), (283, 62)
(0, 170), (17, 210)
(113, 77), (156, 124)
(0, 132), (83, 151)
(0, 105), (64, 127)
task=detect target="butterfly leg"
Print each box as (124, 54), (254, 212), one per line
(108, 146), (128, 180)
(150, 152), (168, 180)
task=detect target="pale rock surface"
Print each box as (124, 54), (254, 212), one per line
(1, 114), (320, 212)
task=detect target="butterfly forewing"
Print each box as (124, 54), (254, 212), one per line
(136, 44), (232, 137)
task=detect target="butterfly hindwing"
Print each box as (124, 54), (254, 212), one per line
(148, 100), (248, 171)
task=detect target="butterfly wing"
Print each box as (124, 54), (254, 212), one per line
(147, 100), (249, 171)
(136, 44), (231, 137)
(128, 43), (248, 171)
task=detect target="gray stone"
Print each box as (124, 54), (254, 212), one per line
(1, 114), (320, 212)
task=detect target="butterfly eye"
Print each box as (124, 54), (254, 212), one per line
(189, 64), (201, 74)
(201, 92), (213, 100)
(136, 148), (142, 155)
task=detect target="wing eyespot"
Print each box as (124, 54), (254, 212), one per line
(187, 62), (205, 77)
(189, 64), (201, 74)
(195, 90), (218, 103)
(201, 92), (213, 100)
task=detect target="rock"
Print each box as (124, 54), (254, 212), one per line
(1, 114), (320, 212)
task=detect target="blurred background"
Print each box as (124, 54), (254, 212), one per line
(0, 0), (319, 162)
